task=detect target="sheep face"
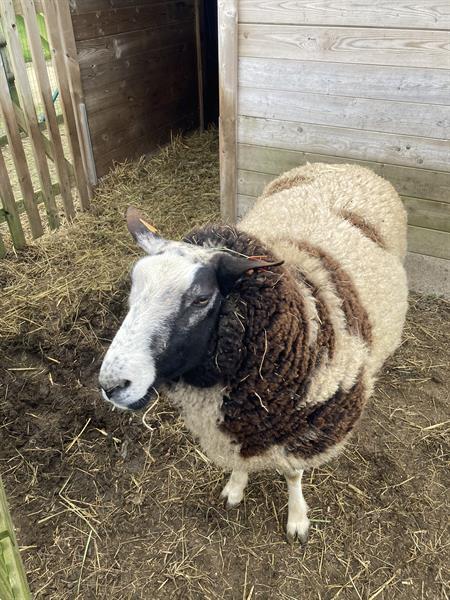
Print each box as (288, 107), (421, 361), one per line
(99, 207), (280, 412)
(99, 247), (223, 410)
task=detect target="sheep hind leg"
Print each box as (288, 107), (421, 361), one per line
(284, 469), (310, 544)
(220, 469), (248, 508)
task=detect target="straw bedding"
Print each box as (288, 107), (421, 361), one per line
(0, 130), (448, 599)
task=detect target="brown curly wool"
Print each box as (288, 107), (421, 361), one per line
(184, 225), (364, 459)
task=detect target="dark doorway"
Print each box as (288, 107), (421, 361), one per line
(200, 1), (219, 127)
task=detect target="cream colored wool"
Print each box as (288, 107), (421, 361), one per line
(168, 163), (408, 474)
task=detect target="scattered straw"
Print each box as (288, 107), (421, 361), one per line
(0, 129), (220, 352)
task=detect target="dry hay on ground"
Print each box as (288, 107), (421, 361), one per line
(1, 130), (449, 600)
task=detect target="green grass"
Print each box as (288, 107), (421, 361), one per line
(15, 13), (50, 63)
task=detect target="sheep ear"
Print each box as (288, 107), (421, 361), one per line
(126, 206), (166, 254)
(215, 252), (283, 295)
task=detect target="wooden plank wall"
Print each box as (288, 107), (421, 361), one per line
(70, 0), (199, 177)
(236, 1), (450, 261)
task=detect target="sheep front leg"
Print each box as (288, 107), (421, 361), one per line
(285, 470), (310, 543)
(220, 469), (248, 508)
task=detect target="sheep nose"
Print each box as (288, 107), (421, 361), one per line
(101, 379), (131, 400)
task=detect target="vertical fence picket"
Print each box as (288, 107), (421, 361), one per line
(0, 0), (59, 229)
(54, 0), (96, 192)
(0, 229), (6, 257)
(20, 0), (75, 220)
(0, 145), (26, 249)
(43, 0), (91, 210)
(0, 52), (42, 238)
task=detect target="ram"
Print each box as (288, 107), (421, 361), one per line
(99, 163), (408, 542)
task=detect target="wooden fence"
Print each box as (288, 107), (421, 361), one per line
(0, 0), (94, 257)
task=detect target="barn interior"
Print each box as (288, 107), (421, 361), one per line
(70, 0), (219, 178)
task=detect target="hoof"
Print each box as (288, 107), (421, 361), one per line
(286, 519), (310, 544)
(220, 488), (242, 509)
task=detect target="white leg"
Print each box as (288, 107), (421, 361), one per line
(285, 470), (310, 543)
(220, 469), (249, 508)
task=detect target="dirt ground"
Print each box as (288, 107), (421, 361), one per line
(1, 132), (449, 600)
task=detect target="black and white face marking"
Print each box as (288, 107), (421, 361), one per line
(99, 206), (283, 411)
(99, 247), (221, 410)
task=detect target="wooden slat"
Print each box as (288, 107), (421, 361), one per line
(239, 1), (450, 29)
(0, 50), (42, 237)
(408, 226), (450, 259)
(1, 0), (59, 229)
(0, 229), (5, 257)
(94, 112), (197, 176)
(0, 145), (25, 249)
(43, 0), (91, 208)
(239, 24), (450, 69)
(238, 116), (450, 172)
(237, 193), (256, 218)
(55, 0), (96, 189)
(238, 169), (450, 232)
(239, 87), (450, 140)
(12, 0), (42, 13)
(71, 0), (170, 14)
(75, 21), (195, 67)
(79, 42), (195, 92)
(84, 62), (194, 115)
(403, 197), (450, 232)
(12, 104), (75, 182)
(218, 0), (238, 222)
(237, 194), (450, 260)
(0, 181), (61, 223)
(71, 0), (195, 41)
(20, 0), (75, 220)
(238, 144), (450, 203)
(90, 90), (196, 156)
(238, 168), (274, 197)
(239, 57), (450, 106)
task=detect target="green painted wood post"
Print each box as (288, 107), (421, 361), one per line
(0, 476), (31, 600)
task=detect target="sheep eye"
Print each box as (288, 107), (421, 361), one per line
(192, 295), (211, 306)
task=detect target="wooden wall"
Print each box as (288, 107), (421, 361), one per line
(236, 1), (450, 261)
(70, 0), (199, 178)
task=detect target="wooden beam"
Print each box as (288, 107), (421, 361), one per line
(20, 0), (75, 220)
(218, 0), (238, 222)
